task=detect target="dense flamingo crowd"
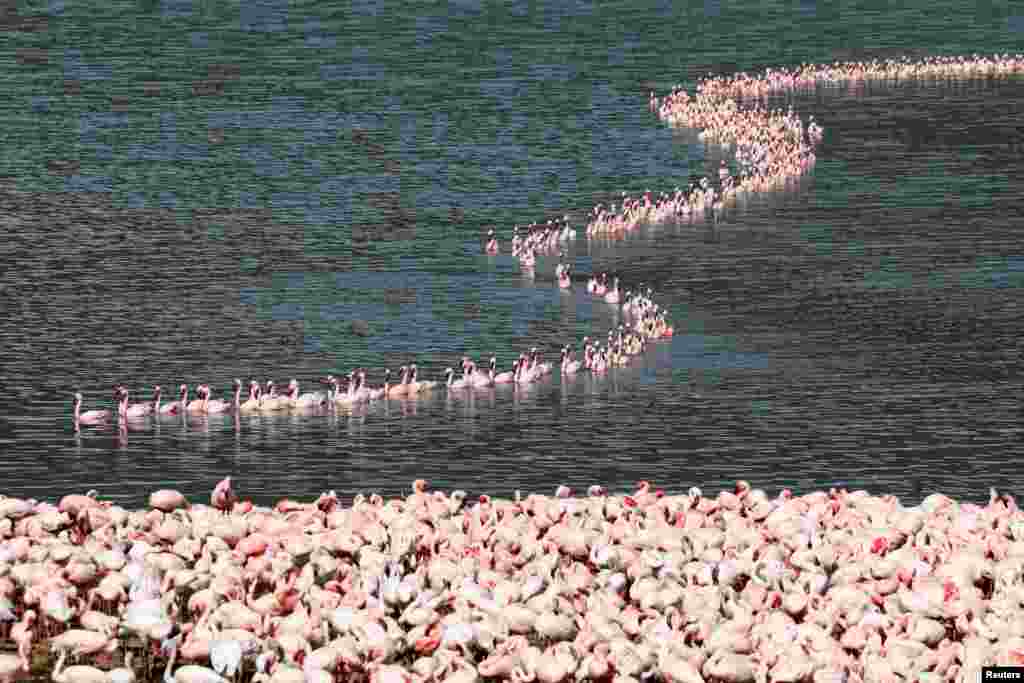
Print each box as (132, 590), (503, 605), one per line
(1, 480), (1024, 683)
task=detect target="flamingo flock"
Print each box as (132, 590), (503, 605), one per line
(0, 480), (1022, 683)
(72, 272), (673, 430)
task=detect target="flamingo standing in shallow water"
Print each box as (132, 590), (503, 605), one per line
(237, 380), (260, 413)
(445, 368), (470, 391)
(561, 347), (583, 375)
(407, 364), (436, 393)
(202, 385), (231, 414)
(485, 229), (498, 255)
(604, 277), (621, 304)
(386, 367), (410, 398)
(158, 385), (188, 415)
(119, 385), (158, 418)
(492, 357), (517, 384)
(72, 393), (111, 428)
(183, 386), (205, 414)
(211, 476), (237, 514)
(558, 264), (572, 289)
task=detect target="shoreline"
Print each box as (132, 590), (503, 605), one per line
(0, 480), (1021, 681)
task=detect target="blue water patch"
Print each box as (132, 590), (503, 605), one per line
(127, 192), (146, 209)
(79, 112), (127, 138)
(48, 0), (64, 15)
(64, 50), (112, 81)
(320, 303), (386, 323)
(126, 142), (210, 163)
(320, 49), (384, 81)
(432, 112), (448, 145)
(271, 192), (314, 210)
(270, 303), (304, 320)
(161, 0), (192, 18)
(416, 16), (446, 47)
(239, 192), (259, 209)
(190, 32), (208, 47)
(303, 18), (337, 48)
(480, 78), (525, 109)
(350, 0), (381, 16)
(31, 97), (50, 114)
(159, 191), (177, 209)
(306, 205), (350, 226)
(65, 175), (112, 193)
(240, 0), (288, 32)
(669, 335), (770, 370)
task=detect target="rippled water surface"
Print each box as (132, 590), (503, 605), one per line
(1, 0), (1023, 507)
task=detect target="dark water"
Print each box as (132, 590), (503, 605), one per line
(1, 0), (1022, 507)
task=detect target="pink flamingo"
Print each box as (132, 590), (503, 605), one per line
(360, 371), (386, 401)
(485, 229), (498, 255)
(184, 385), (205, 414)
(530, 347), (553, 375)
(561, 346), (583, 375)
(604, 277), (621, 304)
(72, 393), (110, 427)
(203, 384), (232, 414)
(386, 367), (411, 398)
(211, 476), (237, 514)
(116, 385), (158, 418)
(492, 357), (517, 384)
(407, 364), (437, 393)
(158, 384), (188, 415)
(558, 264), (572, 289)
(445, 368), (470, 391)
(520, 248), (536, 268)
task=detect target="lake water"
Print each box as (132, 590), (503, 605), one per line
(1, 0), (1022, 508)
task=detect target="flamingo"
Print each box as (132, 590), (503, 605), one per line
(211, 477), (236, 515)
(515, 356), (537, 385)
(202, 385), (231, 414)
(604, 277), (621, 304)
(286, 380), (326, 409)
(158, 385), (189, 415)
(492, 357), (517, 384)
(72, 393), (111, 427)
(238, 380), (260, 413)
(184, 386), (205, 414)
(445, 368), (470, 391)
(115, 385), (157, 418)
(161, 637), (229, 683)
(360, 372), (386, 401)
(470, 365), (494, 388)
(485, 229), (498, 255)
(258, 382), (288, 411)
(386, 367), (411, 398)
(530, 347), (553, 375)
(407, 364), (436, 393)
(350, 371), (372, 403)
(561, 347), (583, 375)
(558, 264), (572, 289)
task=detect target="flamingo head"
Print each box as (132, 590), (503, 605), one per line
(73, 392), (83, 403)
(179, 384), (187, 395)
(409, 365), (418, 378)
